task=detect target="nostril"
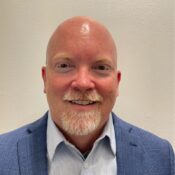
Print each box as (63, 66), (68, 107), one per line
(71, 77), (95, 91)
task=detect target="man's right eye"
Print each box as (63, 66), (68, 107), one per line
(55, 63), (74, 73)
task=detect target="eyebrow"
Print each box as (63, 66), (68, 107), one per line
(52, 53), (73, 61)
(95, 57), (114, 64)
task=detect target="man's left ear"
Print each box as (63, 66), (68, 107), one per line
(41, 66), (47, 93)
(117, 70), (121, 83)
(116, 70), (121, 96)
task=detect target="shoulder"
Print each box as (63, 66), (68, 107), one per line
(0, 124), (30, 172)
(112, 113), (174, 157)
(0, 114), (47, 144)
(112, 113), (175, 172)
(112, 113), (174, 174)
(112, 113), (171, 146)
(0, 124), (30, 145)
(0, 114), (48, 165)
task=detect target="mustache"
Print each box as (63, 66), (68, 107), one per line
(63, 90), (103, 102)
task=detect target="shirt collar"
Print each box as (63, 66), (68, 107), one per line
(47, 111), (64, 163)
(47, 111), (116, 162)
(95, 113), (116, 155)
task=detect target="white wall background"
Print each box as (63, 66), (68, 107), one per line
(0, 0), (174, 148)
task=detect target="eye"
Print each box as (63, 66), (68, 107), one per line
(93, 64), (112, 71)
(96, 65), (110, 70)
(55, 62), (75, 73)
(59, 63), (69, 68)
(92, 63), (114, 76)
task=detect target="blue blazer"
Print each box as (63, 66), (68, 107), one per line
(0, 112), (174, 175)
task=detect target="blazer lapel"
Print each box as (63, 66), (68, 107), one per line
(112, 114), (150, 175)
(17, 115), (48, 175)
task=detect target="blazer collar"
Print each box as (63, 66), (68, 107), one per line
(112, 113), (150, 175)
(17, 113), (48, 175)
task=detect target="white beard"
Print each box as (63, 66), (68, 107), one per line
(60, 110), (101, 136)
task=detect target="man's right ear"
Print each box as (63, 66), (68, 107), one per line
(41, 66), (47, 93)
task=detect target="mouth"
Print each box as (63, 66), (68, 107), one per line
(69, 100), (97, 106)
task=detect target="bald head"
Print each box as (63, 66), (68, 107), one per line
(46, 16), (117, 65)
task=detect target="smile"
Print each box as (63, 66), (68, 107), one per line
(69, 100), (96, 105)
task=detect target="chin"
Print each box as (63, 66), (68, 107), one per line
(60, 110), (102, 136)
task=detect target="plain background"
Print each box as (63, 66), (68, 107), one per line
(0, 0), (174, 148)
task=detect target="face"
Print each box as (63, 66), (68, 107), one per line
(42, 20), (121, 136)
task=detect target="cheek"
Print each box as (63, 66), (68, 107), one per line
(98, 77), (119, 97)
(46, 77), (66, 109)
(103, 87), (117, 105)
(46, 76), (68, 93)
(97, 77), (119, 111)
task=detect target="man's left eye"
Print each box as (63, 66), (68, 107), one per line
(97, 65), (110, 70)
(93, 64), (111, 71)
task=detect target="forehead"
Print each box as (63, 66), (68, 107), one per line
(47, 20), (117, 64)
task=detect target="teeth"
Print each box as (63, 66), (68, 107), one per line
(71, 100), (94, 105)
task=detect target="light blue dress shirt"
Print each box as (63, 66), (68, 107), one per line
(47, 112), (117, 175)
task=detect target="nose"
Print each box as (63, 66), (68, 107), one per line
(71, 68), (95, 92)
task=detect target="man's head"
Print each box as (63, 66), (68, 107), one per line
(42, 16), (121, 137)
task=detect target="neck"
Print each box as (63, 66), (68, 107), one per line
(62, 128), (104, 153)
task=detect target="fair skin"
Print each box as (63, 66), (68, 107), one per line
(42, 16), (121, 153)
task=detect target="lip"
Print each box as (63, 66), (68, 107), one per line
(70, 100), (95, 105)
(66, 101), (99, 111)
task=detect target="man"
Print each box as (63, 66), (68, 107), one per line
(0, 16), (174, 175)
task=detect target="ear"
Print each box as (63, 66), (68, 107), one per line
(116, 70), (121, 96)
(41, 66), (47, 93)
(117, 70), (121, 83)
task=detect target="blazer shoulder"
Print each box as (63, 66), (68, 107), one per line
(0, 124), (29, 173)
(0, 115), (46, 143)
(112, 113), (175, 175)
(0, 124), (31, 145)
(0, 114), (48, 173)
(112, 113), (174, 149)
(0, 114), (47, 154)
